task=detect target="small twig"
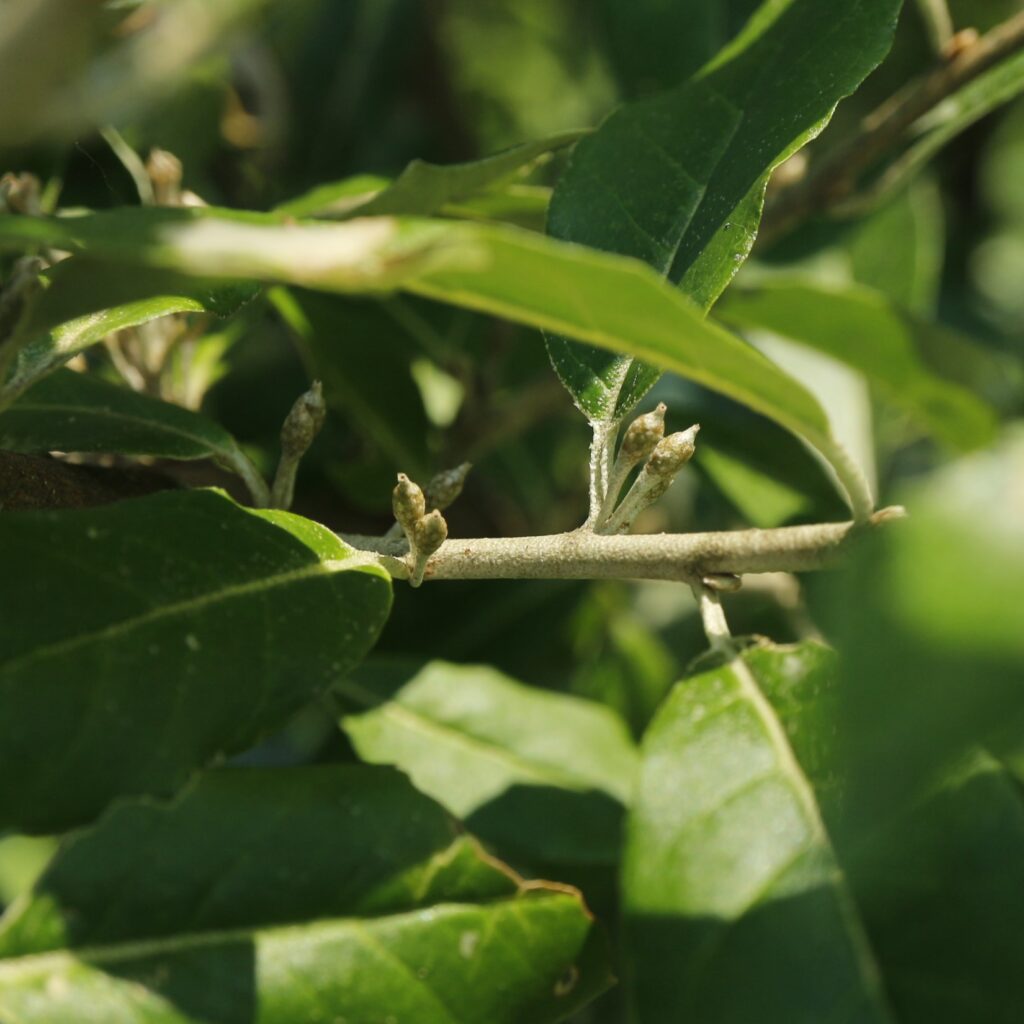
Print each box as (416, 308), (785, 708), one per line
(270, 381), (325, 509)
(915, 0), (955, 57)
(761, 10), (1024, 243)
(341, 506), (905, 584)
(691, 582), (734, 653)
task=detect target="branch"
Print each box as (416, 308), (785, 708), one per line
(341, 506), (905, 584)
(761, 10), (1024, 243)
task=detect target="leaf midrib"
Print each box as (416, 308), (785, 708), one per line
(0, 557), (355, 677)
(2, 400), (235, 459)
(339, 680), (622, 798)
(0, 896), (561, 980)
(680, 656), (894, 1017)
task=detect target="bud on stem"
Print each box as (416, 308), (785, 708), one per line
(392, 473), (426, 539)
(270, 381), (326, 509)
(597, 404), (666, 527)
(601, 424), (699, 535)
(424, 462), (472, 513)
(409, 508), (448, 587)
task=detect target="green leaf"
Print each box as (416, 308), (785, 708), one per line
(0, 368), (252, 469)
(0, 765), (610, 1023)
(847, 177), (945, 314)
(340, 659), (639, 865)
(0, 489), (391, 833)
(717, 278), (999, 451)
(544, 0), (902, 422)
(0, 209), (872, 513)
(851, 751), (1024, 1023)
(822, 427), (1024, 834)
(1, 258), (258, 403)
(278, 131), (584, 219)
(622, 641), (892, 1022)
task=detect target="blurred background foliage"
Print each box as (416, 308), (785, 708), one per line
(1, 1), (1023, 1019)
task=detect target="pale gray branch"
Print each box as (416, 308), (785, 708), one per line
(341, 506), (904, 584)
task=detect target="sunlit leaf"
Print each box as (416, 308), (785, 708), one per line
(0, 765), (610, 1023)
(340, 659), (639, 865)
(623, 641), (892, 1022)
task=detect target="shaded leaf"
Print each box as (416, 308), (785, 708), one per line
(0, 368), (250, 469)
(544, 0), (902, 422)
(847, 177), (945, 314)
(821, 428), (1024, 837)
(340, 659), (639, 865)
(717, 278), (999, 451)
(851, 751), (1024, 1024)
(0, 489), (391, 833)
(279, 131), (583, 219)
(622, 641), (892, 1022)
(0, 765), (610, 1023)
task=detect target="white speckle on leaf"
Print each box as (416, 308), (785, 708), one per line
(459, 930), (479, 959)
(185, 633), (200, 651)
(86, 527), (100, 539)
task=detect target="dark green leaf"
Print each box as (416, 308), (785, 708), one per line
(622, 641), (892, 1022)
(545, 0), (902, 422)
(0, 369), (249, 468)
(0, 765), (610, 1023)
(340, 659), (639, 865)
(822, 428), (1024, 835)
(717, 278), (999, 451)
(851, 752), (1024, 1024)
(278, 131), (583, 219)
(0, 489), (391, 833)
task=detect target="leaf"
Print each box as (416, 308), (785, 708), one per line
(847, 177), (945, 314)
(622, 641), (893, 1022)
(340, 659), (639, 865)
(278, 131), (584, 219)
(717, 278), (999, 451)
(544, 0), (902, 422)
(0, 368), (250, 468)
(2, 258), (258, 403)
(851, 751), (1024, 1023)
(821, 427), (1024, 835)
(0, 489), (391, 833)
(0, 209), (873, 513)
(0, 765), (611, 1023)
